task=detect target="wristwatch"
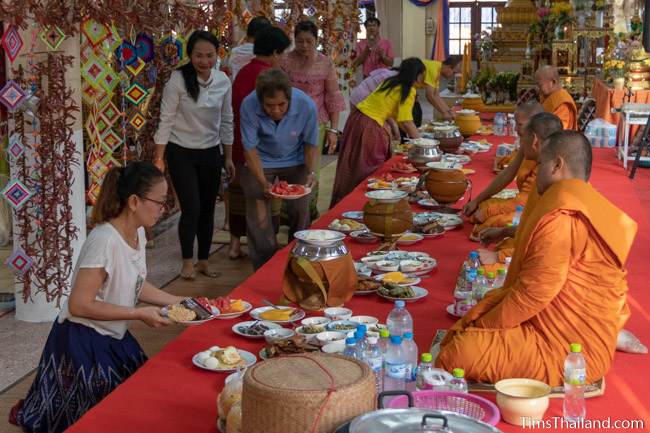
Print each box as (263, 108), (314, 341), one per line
(327, 128), (342, 135)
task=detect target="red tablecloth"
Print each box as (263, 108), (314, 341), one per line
(66, 141), (650, 433)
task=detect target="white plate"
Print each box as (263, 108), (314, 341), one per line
(161, 305), (220, 325)
(249, 306), (306, 323)
(328, 222), (368, 233)
(377, 285), (429, 302)
(365, 190), (408, 203)
(294, 229), (345, 246)
(354, 288), (379, 296)
(342, 211), (364, 220)
(443, 154), (471, 165)
(374, 274), (421, 286)
(435, 214), (464, 230)
(417, 199), (439, 209)
(350, 230), (379, 244)
(269, 186), (311, 200)
(232, 320), (282, 339)
(446, 303), (462, 318)
(215, 301), (253, 320)
(396, 233), (424, 245)
(192, 348), (257, 372)
(426, 161), (463, 171)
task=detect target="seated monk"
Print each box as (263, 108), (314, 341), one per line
(535, 65), (577, 130)
(491, 101), (544, 173)
(467, 111), (563, 241)
(436, 131), (639, 385)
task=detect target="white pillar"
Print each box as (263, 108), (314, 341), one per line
(6, 23), (87, 322)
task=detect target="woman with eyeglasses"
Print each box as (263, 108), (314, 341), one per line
(10, 162), (187, 433)
(153, 30), (234, 280)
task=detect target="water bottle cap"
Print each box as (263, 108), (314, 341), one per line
(379, 328), (390, 338)
(487, 271), (495, 278)
(354, 331), (363, 339)
(368, 336), (378, 344)
(466, 273), (476, 282)
(570, 343), (582, 353)
(356, 324), (367, 333)
(346, 337), (356, 345)
(452, 368), (465, 378)
(390, 335), (403, 345)
(505, 257), (512, 264)
(469, 251), (479, 259)
(395, 300), (406, 308)
(477, 268), (485, 275)
(516, 205), (524, 211)
(421, 353), (433, 362)
(403, 331), (413, 340)
(497, 268), (506, 275)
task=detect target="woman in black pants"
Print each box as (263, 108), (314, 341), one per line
(153, 31), (235, 280)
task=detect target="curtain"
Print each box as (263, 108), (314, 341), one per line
(432, 0), (449, 60)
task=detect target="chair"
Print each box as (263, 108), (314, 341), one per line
(576, 98), (596, 133)
(629, 114), (650, 179)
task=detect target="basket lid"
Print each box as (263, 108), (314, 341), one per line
(245, 352), (370, 392)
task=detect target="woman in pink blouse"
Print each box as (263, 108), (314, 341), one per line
(282, 20), (345, 220)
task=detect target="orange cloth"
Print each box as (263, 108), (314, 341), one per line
(437, 179), (637, 386)
(494, 186), (542, 262)
(471, 160), (537, 236)
(542, 88), (577, 130)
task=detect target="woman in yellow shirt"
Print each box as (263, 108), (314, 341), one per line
(330, 58), (424, 207)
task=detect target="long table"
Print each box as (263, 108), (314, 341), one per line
(66, 137), (650, 433)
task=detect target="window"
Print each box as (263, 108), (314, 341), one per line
(449, 1), (505, 56)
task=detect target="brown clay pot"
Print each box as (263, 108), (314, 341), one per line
(363, 198), (413, 238)
(425, 168), (469, 204)
(438, 135), (464, 153)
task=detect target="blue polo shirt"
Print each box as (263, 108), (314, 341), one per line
(240, 88), (319, 169)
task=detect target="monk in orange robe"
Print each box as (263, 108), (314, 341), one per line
(436, 131), (638, 385)
(467, 111), (563, 241)
(536, 65), (577, 130)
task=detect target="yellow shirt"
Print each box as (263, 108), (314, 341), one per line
(357, 84), (417, 127)
(422, 60), (442, 89)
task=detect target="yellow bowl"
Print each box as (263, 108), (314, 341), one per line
(495, 378), (551, 426)
(455, 115), (482, 137)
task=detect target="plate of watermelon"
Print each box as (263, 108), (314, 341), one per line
(390, 161), (418, 174)
(270, 181), (311, 200)
(196, 296), (252, 320)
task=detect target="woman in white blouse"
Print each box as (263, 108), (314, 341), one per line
(153, 30), (234, 280)
(11, 162), (186, 433)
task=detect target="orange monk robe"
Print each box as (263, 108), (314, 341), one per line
(470, 160), (538, 238)
(437, 179), (637, 386)
(542, 88), (577, 130)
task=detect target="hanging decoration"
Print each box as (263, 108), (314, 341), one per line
(1, 179), (34, 210)
(5, 248), (34, 277)
(7, 134), (25, 161)
(39, 25), (66, 51)
(124, 82), (149, 105)
(0, 80), (27, 111)
(115, 40), (138, 66)
(80, 19), (112, 47)
(1, 25), (23, 63)
(135, 33), (155, 63)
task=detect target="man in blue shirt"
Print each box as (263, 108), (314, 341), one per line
(240, 69), (320, 269)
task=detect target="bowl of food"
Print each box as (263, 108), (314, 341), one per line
(349, 315), (379, 326)
(300, 316), (331, 327)
(321, 342), (345, 354)
(350, 230), (380, 244)
(295, 325), (327, 343)
(294, 229), (345, 247)
(263, 328), (296, 344)
(323, 307), (353, 321)
(326, 320), (359, 333)
(316, 331), (348, 349)
(366, 324), (388, 338)
(396, 233), (424, 246)
(400, 259), (434, 274)
(375, 260), (400, 273)
(495, 378), (551, 426)
(365, 190), (408, 204)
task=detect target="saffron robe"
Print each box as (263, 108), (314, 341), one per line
(542, 88), (577, 130)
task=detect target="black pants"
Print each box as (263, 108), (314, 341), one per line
(166, 142), (222, 260)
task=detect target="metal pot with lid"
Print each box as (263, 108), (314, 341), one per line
(291, 238), (349, 262)
(333, 391), (502, 433)
(407, 138), (442, 170)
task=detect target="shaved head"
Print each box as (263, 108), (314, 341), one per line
(535, 65), (562, 98)
(514, 100), (544, 136)
(525, 112), (563, 141)
(542, 130), (592, 180)
(535, 65), (560, 81)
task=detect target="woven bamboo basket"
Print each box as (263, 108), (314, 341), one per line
(241, 353), (375, 433)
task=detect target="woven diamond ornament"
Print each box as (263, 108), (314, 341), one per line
(89, 157), (109, 179)
(39, 26), (66, 51)
(87, 182), (101, 204)
(1, 25), (23, 63)
(135, 33), (155, 63)
(5, 248), (34, 277)
(101, 129), (123, 151)
(126, 57), (146, 77)
(101, 101), (121, 125)
(160, 35), (184, 64)
(81, 55), (108, 86)
(0, 81), (27, 111)
(84, 114), (100, 143)
(95, 116), (110, 136)
(81, 20), (111, 47)
(115, 41), (138, 66)
(7, 134), (25, 160)
(99, 68), (120, 95)
(129, 111), (146, 130)
(125, 83), (148, 105)
(2, 179), (33, 210)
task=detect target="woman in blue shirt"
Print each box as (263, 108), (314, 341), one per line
(240, 69), (319, 269)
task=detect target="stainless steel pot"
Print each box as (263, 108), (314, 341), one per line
(333, 391), (502, 433)
(408, 140), (442, 168)
(430, 125), (462, 140)
(291, 239), (349, 262)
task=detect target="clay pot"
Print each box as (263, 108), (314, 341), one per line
(438, 136), (464, 153)
(425, 167), (469, 204)
(455, 115), (482, 137)
(363, 198), (413, 238)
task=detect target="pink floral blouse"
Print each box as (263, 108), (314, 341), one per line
(281, 51), (346, 124)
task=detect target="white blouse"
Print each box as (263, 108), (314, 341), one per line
(154, 69), (234, 150)
(58, 224), (147, 340)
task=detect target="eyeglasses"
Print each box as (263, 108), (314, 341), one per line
(140, 196), (167, 209)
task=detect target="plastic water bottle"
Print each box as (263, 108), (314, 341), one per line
(343, 337), (360, 359)
(416, 353), (434, 390)
(504, 256), (512, 272)
(474, 268), (487, 300)
(467, 251), (481, 275)
(365, 336), (383, 393)
(485, 272), (496, 295)
(455, 274), (474, 316)
(449, 368), (468, 393)
(512, 205), (524, 226)
(387, 300), (413, 338)
(494, 113), (506, 136)
(495, 268), (506, 289)
(508, 113), (517, 137)
(378, 328), (391, 355)
(563, 343), (587, 421)
(355, 330), (368, 357)
(384, 335), (407, 391)
(402, 332), (419, 390)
